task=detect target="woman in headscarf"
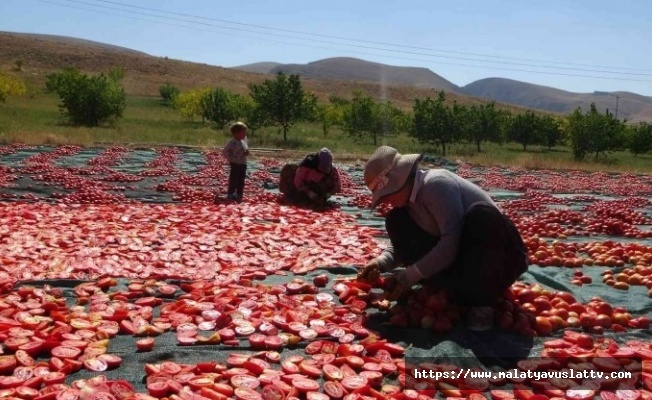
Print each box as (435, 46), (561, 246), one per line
(279, 148), (341, 208)
(357, 146), (528, 331)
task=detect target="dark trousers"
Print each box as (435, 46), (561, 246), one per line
(227, 163), (247, 200)
(385, 204), (528, 307)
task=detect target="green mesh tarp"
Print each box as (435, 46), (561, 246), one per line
(3, 146), (652, 396)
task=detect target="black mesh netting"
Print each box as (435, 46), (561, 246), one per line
(4, 146), (652, 397)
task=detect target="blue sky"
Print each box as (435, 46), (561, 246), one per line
(3, 0), (652, 96)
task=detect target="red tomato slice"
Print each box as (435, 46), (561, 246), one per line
(306, 392), (330, 400)
(231, 375), (261, 390)
(491, 390), (515, 400)
(291, 378), (320, 393)
(261, 385), (285, 400)
(616, 390), (642, 400)
(98, 354), (121, 368)
(147, 381), (169, 398)
(341, 375), (369, 391)
(109, 380), (135, 399)
(50, 346), (82, 360)
(324, 381), (345, 398)
(84, 357), (108, 372)
(234, 387), (263, 400)
(566, 389), (597, 400)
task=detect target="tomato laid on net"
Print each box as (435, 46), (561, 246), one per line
(50, 346), (82, 360)
(324, 381), (345, 398)
(84, 357), (108, 372)
(341, 375), (369, 391)
(231, 374), (261, 390)
(234, 387), (263, 400)
(261, 384), (285, 400)
(291, 378), (320, 393)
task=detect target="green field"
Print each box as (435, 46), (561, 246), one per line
(3, 93), (652, 173)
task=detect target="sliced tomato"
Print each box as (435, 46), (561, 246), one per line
(261, 385), (285, 400)
(234, 387), (263, 400)
(341, 375), (369, 391)
(231, 375), (260, 390)
(291, 378), (320, 393)
(84, 357), (108, 372)
(323, 380), (345, 398)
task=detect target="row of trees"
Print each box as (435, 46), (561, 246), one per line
(4, 67), (652, 161)
(162, 73), (650, 160)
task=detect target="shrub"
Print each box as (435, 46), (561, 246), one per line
(45, 68), (126, 126)
(159, 83), (180, 106)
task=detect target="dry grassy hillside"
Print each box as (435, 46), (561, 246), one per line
(0, 32), (530, 114)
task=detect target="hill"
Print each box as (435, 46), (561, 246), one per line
(264, 57), (459, 92)
(0, 31), (543, 115)
(461, 78), (652, 123)
(230, 62), (282, 74)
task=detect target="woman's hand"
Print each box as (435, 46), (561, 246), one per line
(357, 259), (381, 283)
(383, 270), (412, 301)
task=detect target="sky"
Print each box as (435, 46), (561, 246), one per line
(2, 0), (652, 97)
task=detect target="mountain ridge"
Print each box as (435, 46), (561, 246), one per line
(2, 31), (651, 122)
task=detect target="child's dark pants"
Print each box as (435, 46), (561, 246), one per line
(228, 162), (247, 201)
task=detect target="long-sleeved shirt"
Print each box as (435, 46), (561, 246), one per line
(294, 166), (341, 194)
(221, 138), (248, 165)
(376, 168), (498, 279)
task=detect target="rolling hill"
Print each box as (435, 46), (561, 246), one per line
(0, 31), (515, 112)
(460, 78), (652, 123)
(2, 30), (651, 122)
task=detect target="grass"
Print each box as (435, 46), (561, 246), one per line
(4, 93), (652, 173)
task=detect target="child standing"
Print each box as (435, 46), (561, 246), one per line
(221, 122), (249, 202)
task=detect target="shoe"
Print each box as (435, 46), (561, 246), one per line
(467, 306), (495, 332)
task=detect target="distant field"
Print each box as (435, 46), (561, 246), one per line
(3, 93), (652, 173)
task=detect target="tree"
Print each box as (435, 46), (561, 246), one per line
(248, 72), (315, 141)
(567, 103), (626, 161)
(410, 91), (458, 155)
(238, 96), (269, 136)
(507, 110), (542, 151)
(0, 72), (26, 103)
(174, 88), (211, 121)
(567, 107), (592, 161)
(567, 103), (625, 161)
(159, 83), (180, 106)
(627, 122), (652, 156)
(342, 91), (376, 144)
(464, 102), (504, 152)
(539, 115), (565, 150)
(201, 87), (240, 129)
(45, 68), (126, 126)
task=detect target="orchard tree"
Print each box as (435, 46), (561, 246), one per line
(159, 83), (180, 106)
(465, 102), (504, 152)
(315, 96), (349, 137)
(45, 67), (126, 126)
(568, 103), (625, 160)
(248, 72), (316, 142)
(238, 96), (269, 136)
(410, 91), (458, 156)
(0, 71), (26, 103)
(341, 91), (400, 145)
(539, 115), (565, 150)
(567, 107), (592, 161)
(627, 122), (652, 156)
(201, 87), (240, 129)
(174, 88), (211, 121)
(507, 110), (542, 151)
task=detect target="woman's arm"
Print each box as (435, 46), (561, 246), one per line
(410, 176), (465, 279)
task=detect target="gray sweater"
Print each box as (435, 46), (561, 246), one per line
(376, 168), (498, 279)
